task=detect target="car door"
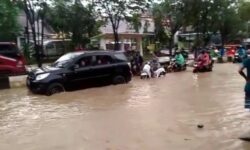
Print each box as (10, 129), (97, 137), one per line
(69, 56), (93, 84)
(91, 54), (115, 80)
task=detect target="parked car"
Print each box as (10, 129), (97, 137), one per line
(0, 42), (26, 75)
(27, 51), (132, 96)
(43, 39), (71, 58)
(29, 39), (71, 59)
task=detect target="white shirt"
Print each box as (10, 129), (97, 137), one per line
(143, 64), (151, 72)
(142, 64), (151, 78)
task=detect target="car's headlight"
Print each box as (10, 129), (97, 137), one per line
(36, 73), (50, 81)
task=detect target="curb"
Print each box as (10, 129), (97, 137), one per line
(0, 76), (10, 89)
(9, 75), (27, 89)
(0, 64), (44, 89)
(0, 75), (27, 90)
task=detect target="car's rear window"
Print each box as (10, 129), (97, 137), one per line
(0, 44), (19, 58)
(114, 53), (128, 62)
(0, 44), (18, 53)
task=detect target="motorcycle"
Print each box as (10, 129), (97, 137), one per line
(167, 59), (187, 72)
(233, 53), (243, 63)
(193, 61), (213, 73)
(140, 64), (166, 79)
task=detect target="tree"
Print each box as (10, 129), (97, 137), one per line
(239, 0), (250, 37)
(152, 4), (170, 46)
(182, 0), (244, 46)
(152, 0), (186, 55)
(46, 0), (71, 36)
(16, 0), (49, 67)
(183, 0), (214, 46)
(0, 0), (20, 41)
(126, 14), (142, 33)
(210, 0), (244, 45)
(239, 1), (250, 22)
(47, 0), (100, 48)
(94, 0), (151, 50)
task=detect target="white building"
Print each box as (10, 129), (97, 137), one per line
(93, 13), (155, 56)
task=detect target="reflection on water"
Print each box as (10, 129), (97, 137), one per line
(0, 64), (250, 150)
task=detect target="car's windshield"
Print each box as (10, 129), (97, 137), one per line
(51, 53), (82, 68)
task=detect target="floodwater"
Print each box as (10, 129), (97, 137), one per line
(0, 63), (250, 150)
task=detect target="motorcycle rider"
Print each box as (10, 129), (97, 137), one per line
(237, 45), (247, 61)
(151, 58), (160, 72)
(180, 48), (188, 59)
(209, 46), (218, 58)
(174, 50), (185, 69)
(197, 50), (210, 69)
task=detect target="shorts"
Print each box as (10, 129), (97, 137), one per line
(245, 83), (250, 109)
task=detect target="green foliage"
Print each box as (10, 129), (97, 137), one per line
(46, 0), (101, 47)
(239, 1), (250, 21)
(46, 0), (71, 34)
(126, 14), (142, 33)
(0, 0), (20, 41)
(152, 4), (170, 44)
(154, 0), (247, 47)
(239, 0), (250, 37)
(152, 0), (186, 50)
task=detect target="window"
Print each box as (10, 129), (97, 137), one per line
(94, 55), (113, 66)
(114, 53), (128, 62)
(46, 43), (55, 50)
(76, 56), (93, 68)
(0, 44), (19, 58)
(45, 43), (56, 56)
(52, 53), (81, 68)
(55, 41), (65, 55)
(0, 44), (18, 53)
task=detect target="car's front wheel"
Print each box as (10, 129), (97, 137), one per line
(112, 75), (126, 85)
(46, 82), (65, 96)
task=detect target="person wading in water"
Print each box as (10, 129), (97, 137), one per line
(239, 56), (250, 109)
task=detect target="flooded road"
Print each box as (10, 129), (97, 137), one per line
(1, 63), (250, 150)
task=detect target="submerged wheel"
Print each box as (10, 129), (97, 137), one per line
(160, 72), (166, 76)
(46, 83), (65, 96)
(112, 75), (126, 85)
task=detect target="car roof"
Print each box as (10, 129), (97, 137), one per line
(68, 50), (124, 56)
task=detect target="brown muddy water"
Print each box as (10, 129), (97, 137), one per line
(0, 63), (250, 150)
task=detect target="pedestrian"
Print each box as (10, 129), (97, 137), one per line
(134, 51), (143, 70)
(219, 46), (225, 58)
(218, 46), (225, 63)
(239, 57), (250, 109)
(237, 45), (247, 60)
